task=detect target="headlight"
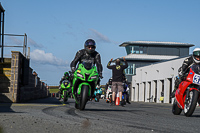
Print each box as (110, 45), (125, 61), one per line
(90, 75), (97, 79)
(77, 73), (84, 78)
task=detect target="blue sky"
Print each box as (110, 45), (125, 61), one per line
(1, 0), (200, 85)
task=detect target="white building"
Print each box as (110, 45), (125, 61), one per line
(131, 56), (189, 104)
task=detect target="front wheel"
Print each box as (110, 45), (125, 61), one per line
(184, 89), (199, 117)
(80, 85), (89, 110)
(95, 94), (100, 102)
(172, 99), (182, 115)
(63, 91), (68, 102)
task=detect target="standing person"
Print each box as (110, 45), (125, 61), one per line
(107, 57), (128, 106)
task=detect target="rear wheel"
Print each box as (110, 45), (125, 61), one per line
(80, 85), (89, 110)
(172, 99), (182, 115)
(184, 89), (199, 117)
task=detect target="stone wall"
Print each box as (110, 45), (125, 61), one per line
(0, 51), (48, 103)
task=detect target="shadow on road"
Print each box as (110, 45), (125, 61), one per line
(24, 97), (74, 104)
(191, 115), (200, 118)
(84, 108), (145, 113)
(0, 103), (15, 113)
(0, 94), (15, 113)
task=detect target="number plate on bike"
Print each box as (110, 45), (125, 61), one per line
(193, 74), (200, 85)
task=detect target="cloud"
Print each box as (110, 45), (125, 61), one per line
(30, 49), (68, 66)
(89, 29), (112, 43)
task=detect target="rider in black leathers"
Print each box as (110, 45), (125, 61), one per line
(171, 48), (200, 98)
(70, 39), (103, 97)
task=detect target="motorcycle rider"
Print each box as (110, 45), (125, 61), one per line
(105, 78), (112, 91)
(105, 78), (112, 102)
(70, 39), (103, 97)
(59, 72), (71, 94)
(171, 48), (200, 98)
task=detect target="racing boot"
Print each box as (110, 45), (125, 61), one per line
(170, 88), (177, 98)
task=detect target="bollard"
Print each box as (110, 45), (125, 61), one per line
(115, 92), (120, 106)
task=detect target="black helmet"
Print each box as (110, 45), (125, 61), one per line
(84, 39), (96, 54)
(108, 78), (112, 85)
(192, 48), (200, 64)
(64, 72), (69, 79)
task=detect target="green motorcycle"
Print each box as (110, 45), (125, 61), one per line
(59, 79), (71, 102)
(72, 62), (99, 110)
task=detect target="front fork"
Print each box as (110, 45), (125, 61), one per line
(184, 87), (190, 104)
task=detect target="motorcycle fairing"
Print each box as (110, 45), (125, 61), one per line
(72, 62), (99, 104)
(77, 82), (91, 96)
(175, 68), (197, 109)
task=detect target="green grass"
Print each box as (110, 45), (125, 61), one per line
(0, 126), (3, 133)
(49, 88), (59, 93)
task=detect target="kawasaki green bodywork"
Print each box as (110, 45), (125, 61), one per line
(72, 63), (99, 104)
(60, 80), (71, 99)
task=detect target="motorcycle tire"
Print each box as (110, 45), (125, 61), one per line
(96, 95), (100, 102)
(80, 85), (89, 110)
(172, 99), (182, 115)
(63, 91), (68, 102)
(184, 89), (198, 117)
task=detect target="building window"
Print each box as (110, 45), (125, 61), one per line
(129, 46), (147, 54)
(125, 64), (135, 75)
(131, 46), (139, 54)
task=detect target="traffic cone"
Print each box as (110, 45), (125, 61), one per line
(115, 92), (120, 106)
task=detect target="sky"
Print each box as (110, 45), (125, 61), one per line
(0, 0), (200, 85)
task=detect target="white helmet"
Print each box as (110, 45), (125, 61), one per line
(192, 48), (200, 64)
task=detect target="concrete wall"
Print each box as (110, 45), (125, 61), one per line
(0, 51), (48, 103)
(131, 56), (188, 103)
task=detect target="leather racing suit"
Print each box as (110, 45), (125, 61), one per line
(70, 49), (103, 77)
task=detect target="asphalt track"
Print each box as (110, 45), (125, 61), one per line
(0, 97), (200, 133)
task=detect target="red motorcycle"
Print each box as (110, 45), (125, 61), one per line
(172, 64), (200, 117)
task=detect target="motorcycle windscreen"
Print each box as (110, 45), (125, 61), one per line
(191, 64), (200, 74)
(191, 64), (200, 85)
(63, 80), (69, 88)
(82, 61), (94, 70)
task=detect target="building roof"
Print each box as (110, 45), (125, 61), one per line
(120, 54), (179, 61)
(119, 41), (194, 47)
